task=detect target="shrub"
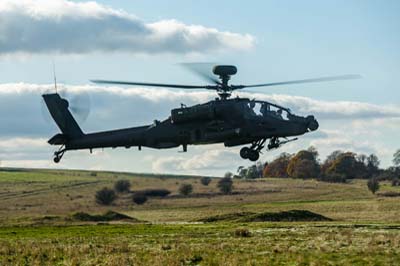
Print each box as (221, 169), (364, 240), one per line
(224, 172), (233, 178)
(234, 228), (251, 237)
(114, 179), (131, 193)
(132, 193), (148, 205)
(367, 178), (380, 194)
(217, 177), (233, 194)
(140, 189), (171, 197)
(95, 187), (116, 205)
(200, 177), (212, 186)
(179, 183), (193, 196)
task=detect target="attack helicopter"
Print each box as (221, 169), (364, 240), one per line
(43, 65), (359, 163)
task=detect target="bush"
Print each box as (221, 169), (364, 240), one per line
(367, 178), (380, 194)
(72, 211), (135, 221)
(224, 172), (233, 178)
(179, 183), (193, 196)
(234, 228), (251, 237)
(217, 177), (233, 194)
(95, 187), (116, 205)
(200, 177), (212, 186)
(140, 189), (171, 197)
(132, 193), (148, 205)
(114, 179), (131, 193)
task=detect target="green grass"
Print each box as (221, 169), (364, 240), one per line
(1, 223), (400, 265)
(1, 168), (400, 265)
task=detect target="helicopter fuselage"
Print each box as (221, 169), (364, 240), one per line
(44, 93), (318, 162)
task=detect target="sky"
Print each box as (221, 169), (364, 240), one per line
(0, 0), (399, 175)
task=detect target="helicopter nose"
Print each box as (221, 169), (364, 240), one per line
(306, 115), (319, 131)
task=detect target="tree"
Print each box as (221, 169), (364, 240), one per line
(288, 159), (320, 179)
(393, 149), (400, 166)
(246, 165), (260, 179)
(114, 179), (131, 193)
(366, 154), (380, 176)
(179, 183), (193, 196)
(326, 152), (359, 179)
(367, 178), (380, 194)
(95, 187), (116, 205)
(263, 153), (292, 178)
(200, 176), (212, 186)
(322, 150), (344, 173)
(356, 154), (367, 165)
(287, 149), (320, 179)
(236, 166), (247, 179)
(307, 146), (319, 161)
(217, 177), (233, 194)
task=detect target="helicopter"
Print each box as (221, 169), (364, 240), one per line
(43, 65), (359, 163)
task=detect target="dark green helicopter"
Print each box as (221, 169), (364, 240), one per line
(43, 65), (359, 163)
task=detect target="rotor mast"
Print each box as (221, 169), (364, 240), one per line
(213, 65), (237, 100)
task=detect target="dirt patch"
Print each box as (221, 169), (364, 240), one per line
(198, 210), (332, 223)
(71, 211), (141, 222)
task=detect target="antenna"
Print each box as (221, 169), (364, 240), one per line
(53, 61), (58, 94)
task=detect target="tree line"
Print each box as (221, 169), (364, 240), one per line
(233, 147), (400, 183)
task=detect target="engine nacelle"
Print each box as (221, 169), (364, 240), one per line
(171, 104), (215, 124)
(213, 65), (237, 76)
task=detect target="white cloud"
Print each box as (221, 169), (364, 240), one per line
(0, 82), (399, 171)
(239, 92), (400, 120)
(0, 0), (254, 55)
(152, 146), (241, 175)
(0, 159), (54, 168)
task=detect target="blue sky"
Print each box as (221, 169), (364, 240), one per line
(0, 0), (399, 174)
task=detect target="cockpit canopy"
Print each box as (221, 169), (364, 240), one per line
(245, 100), (292, 121)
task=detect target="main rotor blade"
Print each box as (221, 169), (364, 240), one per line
(234, 74), (362, 89)
(180, 62), (220, 84)
(91, 79), (213, 89)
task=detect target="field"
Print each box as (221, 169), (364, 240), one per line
(0, 168), (400, 265)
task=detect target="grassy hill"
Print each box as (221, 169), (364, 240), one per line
(0, 168), (400, 265)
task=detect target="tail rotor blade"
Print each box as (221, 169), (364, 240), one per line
(69, 92), (91, 123)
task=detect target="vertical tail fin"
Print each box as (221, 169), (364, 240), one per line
(43, 93), (84, 138)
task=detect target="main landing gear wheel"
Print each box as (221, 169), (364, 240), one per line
(240, 147), (260, 161)
(248, 150), (259, 161)
(240, 147), (251, 159)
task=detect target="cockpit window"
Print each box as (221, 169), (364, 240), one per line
(247, 101), (290, 120)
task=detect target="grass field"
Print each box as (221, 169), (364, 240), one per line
(0, 168), (400, 265)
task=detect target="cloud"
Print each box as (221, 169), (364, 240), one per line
(1, 83), (399, 137)
(0, 82), (399, 171)
(0, 0), (254, 55)
(240, 92), (400, 120)
(152, 147), (241, 174)
(0, 137), (51, 160)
